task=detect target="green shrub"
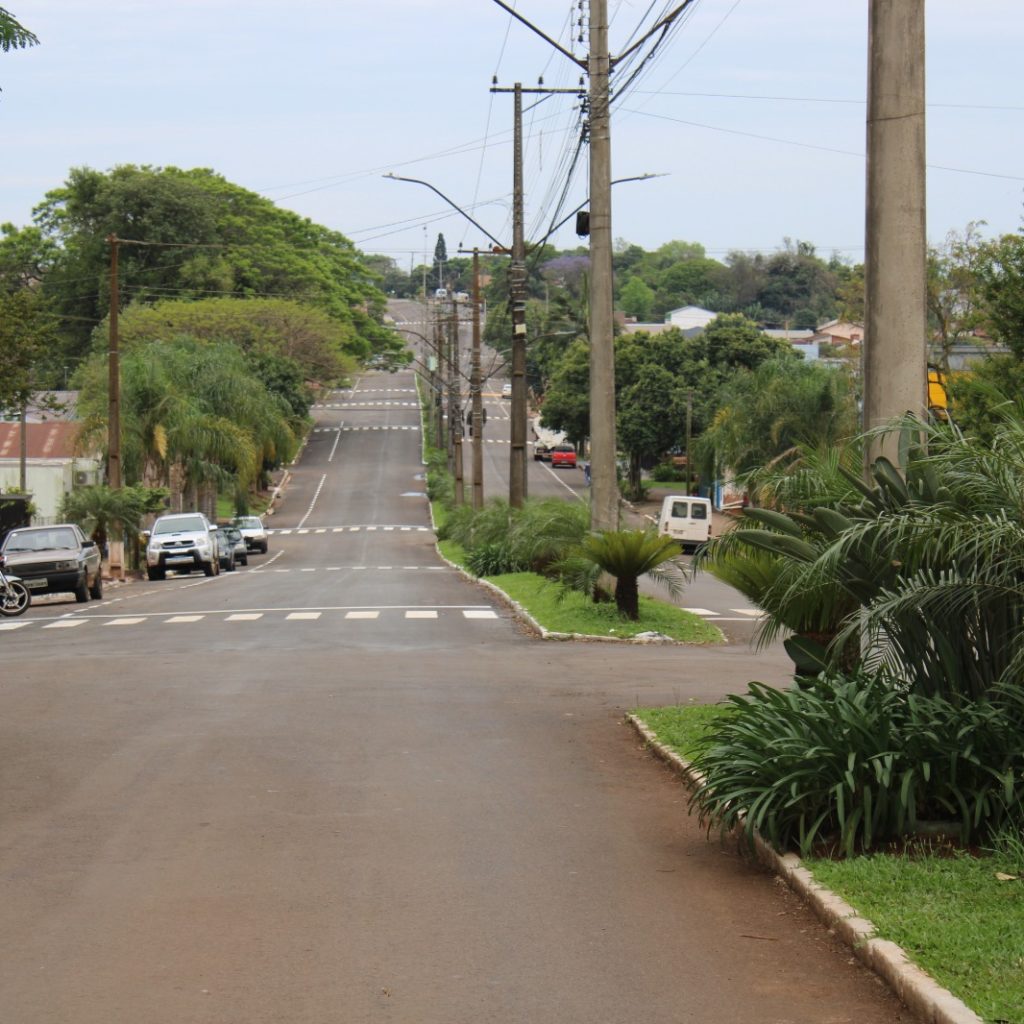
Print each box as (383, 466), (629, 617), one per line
(651, 461), (682, 483)
(690, 672), (1024, 856)
(465, 541), (527, 577)
(508, 498), (589, 572)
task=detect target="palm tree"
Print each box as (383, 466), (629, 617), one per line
(553, 528), (685, 620)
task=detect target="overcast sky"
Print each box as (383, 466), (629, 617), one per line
(2, 1), (1022, 269)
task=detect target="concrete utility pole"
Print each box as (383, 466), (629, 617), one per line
(449, 301), (465, 506)
(587, 0), (617, 531)
(470, 249), (485, 510)
(509, 82), (529, 508)
(863, 0), (927, 469)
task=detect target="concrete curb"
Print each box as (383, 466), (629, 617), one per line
(626, 714), (984, 1024)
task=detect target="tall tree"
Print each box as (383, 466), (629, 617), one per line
(433, 233), (447, 288)
(33, 165), (394, 364)
(0, 290), (57, 417)
(927, 222), (986, 372)
(976, 226), (1024, 358)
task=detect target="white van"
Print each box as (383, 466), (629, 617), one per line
(657, 495), (712, 552)
(434, 287), (448, 300)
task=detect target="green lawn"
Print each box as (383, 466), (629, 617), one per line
(633, 704), (732, 759)
(807, 852), (1024, 1024)
(635, 703), (1024, 1024)
(436, 520), (721, 644)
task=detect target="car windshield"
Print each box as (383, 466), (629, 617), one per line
(3, 528), (78, 552)
(153, 515), (207, 535)
(236, 518), (262, 528)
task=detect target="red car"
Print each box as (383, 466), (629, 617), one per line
(550, 444), (577, 468)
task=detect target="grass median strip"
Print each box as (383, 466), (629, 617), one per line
(634, 702), (1024, 1024)
(438, 535), (721, 644)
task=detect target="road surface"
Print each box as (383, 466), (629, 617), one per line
(0, 367), (908, 1023)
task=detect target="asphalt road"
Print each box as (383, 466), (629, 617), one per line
(0, 367), (909, 1023)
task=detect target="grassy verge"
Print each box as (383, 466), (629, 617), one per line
(807, 852), (1024, 1023)
(633, 704), (732, 759)
(433, 501), (721, 643)
(634, 703), (1024, 1023)
(488, 572), (721, 643)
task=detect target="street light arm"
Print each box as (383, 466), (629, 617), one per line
(383, 173), (507, 251)
(528, 173), (666, 252)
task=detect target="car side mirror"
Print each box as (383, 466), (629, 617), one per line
(83, 539), (96, 548)
(141, 530), (151, 542)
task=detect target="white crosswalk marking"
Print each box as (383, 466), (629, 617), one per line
(730, 608), (764, 617)
(346, 611), (379, 620)
(405, 610), (437, 619)
(0, 621), (29, 630)
(286, 612), (322, 620)
(106, 617), (146, 626)
(43, 619), (87, 629)
(463, 610), (499, 619)
(166, 615), (204, 624)
(226, 613), (263, 621)
(683, 608), (719, 616)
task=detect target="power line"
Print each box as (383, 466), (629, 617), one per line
(620, 107), (1024, 181)
(631, 89), (1024, 111)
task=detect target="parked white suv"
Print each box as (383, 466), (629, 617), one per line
(145, 512), (220, 580)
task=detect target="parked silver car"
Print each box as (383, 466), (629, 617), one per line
(145, 512), (219, 580)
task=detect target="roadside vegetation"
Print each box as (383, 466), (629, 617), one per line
(429, 489), (720, 644)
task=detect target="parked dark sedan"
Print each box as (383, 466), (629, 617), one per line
(0, 523), (103, 602)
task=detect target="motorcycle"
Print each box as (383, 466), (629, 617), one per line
(0, 555), (31, 617)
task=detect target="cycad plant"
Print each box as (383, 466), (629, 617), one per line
(552, 528), (685, 620)
(702, 412), (1024, 701)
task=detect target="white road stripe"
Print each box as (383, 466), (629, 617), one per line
(286, 612), (322, 621)
(166, 615), (204, 623)
(405, 610), (438, 619)
(42, 619), (87, 629)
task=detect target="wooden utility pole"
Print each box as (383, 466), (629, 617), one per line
(106, 234), (124, 578)
(863, 0), (927, 468)
(107, 234), (122, 490)
(684, 388), (693, 495)
(587, 0), (617, 532)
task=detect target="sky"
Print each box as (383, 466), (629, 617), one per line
(1, 1), (1022, 271)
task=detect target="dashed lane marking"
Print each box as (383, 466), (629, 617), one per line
(268, 526), (430, 534)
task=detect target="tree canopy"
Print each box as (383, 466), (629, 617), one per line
(31, 164), (397, 368)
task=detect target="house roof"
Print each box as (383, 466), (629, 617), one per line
(0, 422), (86, 461)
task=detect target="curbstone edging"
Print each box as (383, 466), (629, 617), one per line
(625, 713), (985, 1024)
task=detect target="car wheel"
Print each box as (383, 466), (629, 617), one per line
(147, 567), (165, 581)
(226, 557), (236, 572)
(240, 554), (248, 566)
(89, 570), (103, 600)
(203, 560), (217, 577)
(260, 542), (268, 554)
(74, 573), (89, 603)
